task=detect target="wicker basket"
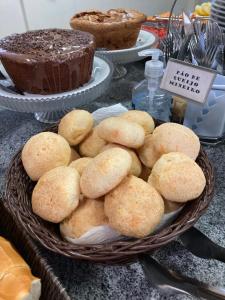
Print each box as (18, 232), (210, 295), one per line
(0, 199), (70, 300)
(4, 124), (215, 264)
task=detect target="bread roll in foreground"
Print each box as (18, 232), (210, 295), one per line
(100, 143), (142, 177)
(22, 132), (71, 181)
(58, 109), (93, 146)
(60, 198), (107, 239)
(80, 148), (132, 198)
(152, 123), (200, 160)
(69, 157), (93, 175)
(0, 237), (41, 300)
(97, 117), (145, 148)
(138, 134), (161, 168)
(120, 110), (155, 135)
(105, 175), (164, 238)
(79, 127), (107, 157)
(32, 166), (80, 223)
(148, 152), (206, 203)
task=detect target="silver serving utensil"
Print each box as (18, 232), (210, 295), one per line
(180, 227), (225, 263)
(140, 255), (225, 299)
(177, 34), (192, 61)
(204, 46), (219, 69)
(189, 36), (205, 66)
(183, 12), (194, 36)
(190, 36), (218, 68)
(193, 20), (206, 49)
(206, 22), (222, 50)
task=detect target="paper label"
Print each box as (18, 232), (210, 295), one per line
(160, 59), (216, 104)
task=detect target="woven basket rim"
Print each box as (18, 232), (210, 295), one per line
(4, 123), (215, 264)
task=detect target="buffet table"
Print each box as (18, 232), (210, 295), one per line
(0, 61), (224, 300)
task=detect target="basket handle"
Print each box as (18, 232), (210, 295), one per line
(167, 0), (179, 35)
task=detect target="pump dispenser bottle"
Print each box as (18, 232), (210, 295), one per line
(132, 49), (172, 121)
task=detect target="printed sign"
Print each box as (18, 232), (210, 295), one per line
(160, 59), (216, 104)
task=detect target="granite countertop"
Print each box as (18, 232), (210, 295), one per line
(1, 61), (225, 300)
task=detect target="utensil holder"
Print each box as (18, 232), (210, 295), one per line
(184, 74), (225, 141)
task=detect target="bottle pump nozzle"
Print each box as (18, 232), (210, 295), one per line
(138, 49), (164, 114)
(138, 49), (163, 60)
(138, 49), (164, 78)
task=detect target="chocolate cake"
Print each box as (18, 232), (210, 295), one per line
(0, 29), (96, 94)
(70, 9), (146, 50)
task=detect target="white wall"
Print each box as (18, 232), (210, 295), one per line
(0, 0), (197, 37)
(71, 0), (196, 16)
(23, 0), (197, 30)
(22, 0), (76, 30)
(0, 0), (27, 38)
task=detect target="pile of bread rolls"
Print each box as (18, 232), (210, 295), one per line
(21, 109), (206, 240)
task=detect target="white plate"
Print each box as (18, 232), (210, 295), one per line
(0, 56), (113, 113)
(97, 30), (157, 64)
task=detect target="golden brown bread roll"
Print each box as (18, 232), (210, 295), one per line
(104, 175), (164, 238)
(22, 132), (71, 181)
(32, 166), (80, 223)
(58, 109), (94, 146)
(79, 127), (107, 157)
(0, 237), (41, 300)
(138, 134), (161, 168)
(148, 152), (206, 203)
(100, 143), (142, 177)
(80, 148), (132, 198)
(120, 110), (155, 135)
(152, 123), (200, 160)
(69, 148), (80, 163)
(97, 117), (145, 149)
(69, 157), (93, 175)
(60, 198), (107, 239)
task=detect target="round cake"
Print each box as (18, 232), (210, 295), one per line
(70, 9), (146, 50)
(0, 29), (96, 94)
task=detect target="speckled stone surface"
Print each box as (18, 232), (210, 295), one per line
(0, 62), (225, 300)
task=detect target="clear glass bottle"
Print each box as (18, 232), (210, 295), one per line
(132, 49), (172, 122)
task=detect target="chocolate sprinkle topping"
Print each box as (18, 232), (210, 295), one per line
(0, 29), (95, 61)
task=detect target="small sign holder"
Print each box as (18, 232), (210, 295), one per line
(160, 59), (216, 105)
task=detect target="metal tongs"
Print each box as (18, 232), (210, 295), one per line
(140, 226), (225, 299)
(140, 254), (225, 299)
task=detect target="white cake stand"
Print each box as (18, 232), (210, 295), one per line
(97, 30), (157, 79)
(0, 56), (113, 123)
